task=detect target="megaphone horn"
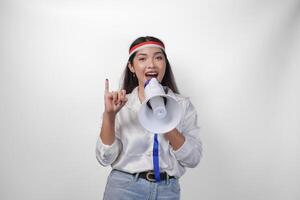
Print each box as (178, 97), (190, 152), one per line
(137, 78), (182, 134)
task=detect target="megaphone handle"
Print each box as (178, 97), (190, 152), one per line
(153, 134), (161, 182)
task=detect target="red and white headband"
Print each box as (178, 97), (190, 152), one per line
(129, 41), (165, 58)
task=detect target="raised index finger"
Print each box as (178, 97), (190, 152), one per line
(105, 78), (109, 93)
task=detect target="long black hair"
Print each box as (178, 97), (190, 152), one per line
(121, 36), (179, 94)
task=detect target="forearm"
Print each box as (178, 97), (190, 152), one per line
(100, 112), (116, 145)
(164, 128), (185, 150)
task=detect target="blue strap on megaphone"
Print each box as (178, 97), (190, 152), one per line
(144, 79), (161, 182)
(153, 133), (161, 182)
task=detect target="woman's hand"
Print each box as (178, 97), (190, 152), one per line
(164, 128), (185, 150)
(104, 79), (127, 116)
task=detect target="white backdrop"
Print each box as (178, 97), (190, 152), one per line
(1, 0), (300, 199)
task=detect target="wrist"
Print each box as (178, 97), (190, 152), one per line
(164, 128), (185, 150)
(103, 111), (116, 121)
(164, 128), (177, 138)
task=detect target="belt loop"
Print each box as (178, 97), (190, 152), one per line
(134, 172), (139, 182)
(166, 173), (170, 184)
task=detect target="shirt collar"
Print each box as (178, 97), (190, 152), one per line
(125, 87), (141, 112)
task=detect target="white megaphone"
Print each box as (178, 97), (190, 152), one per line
(138, 78), (182, 134)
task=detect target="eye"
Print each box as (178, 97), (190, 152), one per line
(138, 57), (146, 61)
(155, 56), (163, 60)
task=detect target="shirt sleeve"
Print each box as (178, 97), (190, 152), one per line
(95, 116), (122, 167)
(172, 98), (203, 168)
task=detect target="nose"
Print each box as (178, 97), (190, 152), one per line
(147, 58), (155, 68)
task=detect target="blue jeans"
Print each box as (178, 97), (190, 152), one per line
(103, 169), (181, 200)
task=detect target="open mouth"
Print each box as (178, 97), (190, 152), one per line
(145, 72), (158, 79)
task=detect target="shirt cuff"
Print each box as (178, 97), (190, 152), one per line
(96, 137), (120, 166)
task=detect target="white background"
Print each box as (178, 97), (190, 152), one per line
(1, 0), (300, 199)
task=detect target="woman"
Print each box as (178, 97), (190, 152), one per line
(96, 36), (202, 200)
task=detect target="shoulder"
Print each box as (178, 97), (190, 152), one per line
(165, 87), (196, 113)
(166, 87), (191, 104)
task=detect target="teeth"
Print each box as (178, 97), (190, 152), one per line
(146, 72), (158, 76)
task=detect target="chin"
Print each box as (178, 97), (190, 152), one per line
(156, 77), (163, 83)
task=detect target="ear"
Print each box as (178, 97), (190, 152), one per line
(128, 62), (135, 73)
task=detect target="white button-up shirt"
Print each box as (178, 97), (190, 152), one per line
(96, 87), (202, 178)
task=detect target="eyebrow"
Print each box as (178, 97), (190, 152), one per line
(136, 52), (163, 56)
